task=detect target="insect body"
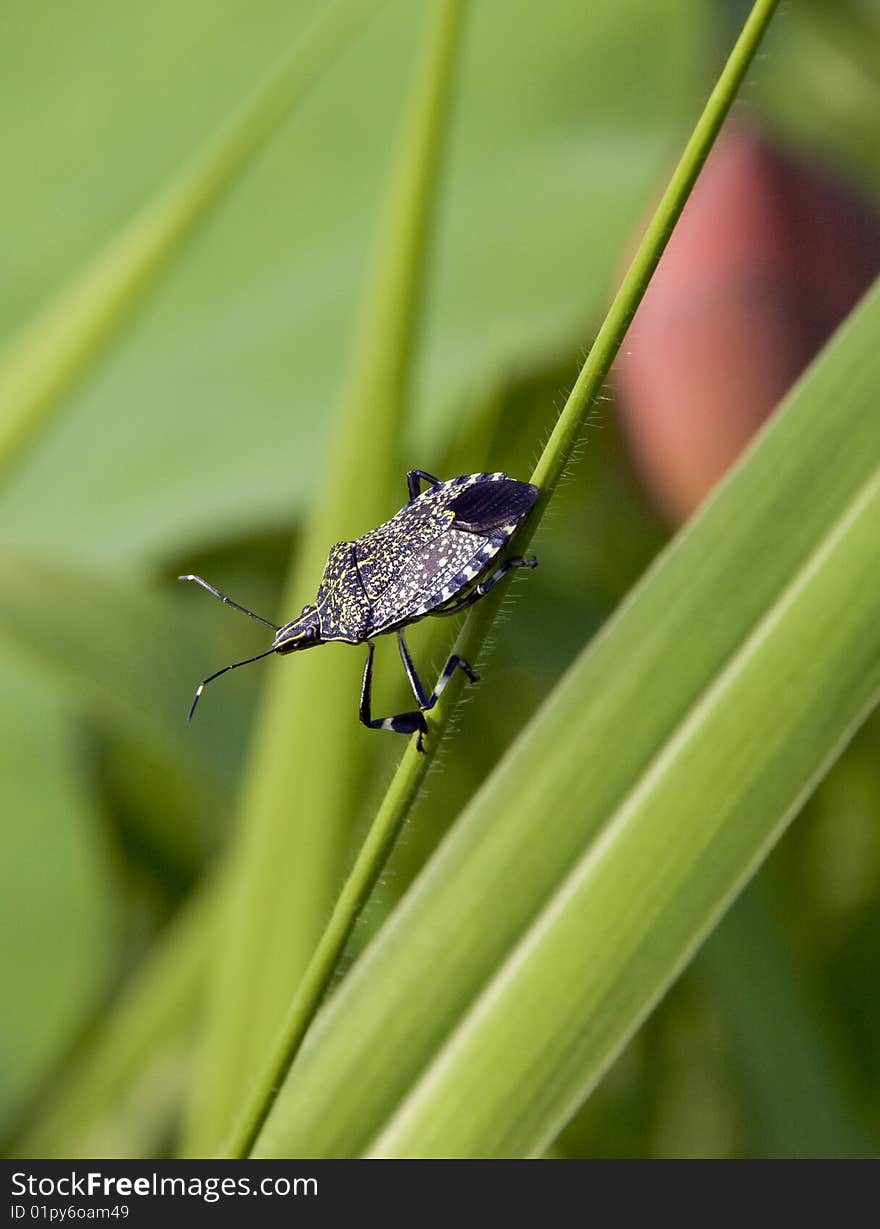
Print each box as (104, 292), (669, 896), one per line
(180, 469), (538, 751)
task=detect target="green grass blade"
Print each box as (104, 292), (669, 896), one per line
(182, 0), (467, 1156)
(0, 0), (384, 475)
(253, 276), (880, 1157)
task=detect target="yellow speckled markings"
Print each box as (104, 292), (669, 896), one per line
(315, 542), (370, 644)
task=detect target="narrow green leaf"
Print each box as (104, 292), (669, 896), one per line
(253, 277), (880, 1157)
(0, 0), (384, 475)
(183, 0), (466, 1156)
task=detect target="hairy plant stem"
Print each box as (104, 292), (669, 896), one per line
(231, 0), (780, 1159)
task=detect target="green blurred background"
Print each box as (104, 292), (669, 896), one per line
(1, 0), (879, 1157)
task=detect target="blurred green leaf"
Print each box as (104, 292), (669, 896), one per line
(0, 0), (708, 564)
(0, 0), (383, 478)
(12, 885), (213, 1158)
(0, 547), (252, 868)
(182, 0), (466, 1155)
(0, 645), (118, 1138)
(253, 276), (880, 1157)
(700, 887), (872, 1157)
(754, 0), (880, 192)
(4, 0), (876, 1164)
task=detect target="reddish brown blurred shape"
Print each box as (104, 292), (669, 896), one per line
(616, 123), (880, 523)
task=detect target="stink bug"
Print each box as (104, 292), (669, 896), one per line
(180, 470), (538, 751)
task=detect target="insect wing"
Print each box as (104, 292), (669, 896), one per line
(355, 500), (453, 601)
(447, 477), (538, 533)
(368, 527), (494, 632)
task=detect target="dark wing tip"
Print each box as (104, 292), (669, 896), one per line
(449, 477), (538, 534)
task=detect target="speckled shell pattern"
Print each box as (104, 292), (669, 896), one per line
(314, 472), (538, 644)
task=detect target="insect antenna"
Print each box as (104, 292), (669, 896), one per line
(187, 647), (278, 721)
(178, 574), (280, 631)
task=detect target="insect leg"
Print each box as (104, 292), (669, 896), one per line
(396, 631), (430, 706)
(397, 631), (478, 711)
(359, 641), (429, 752)
(406, 469), (443, 501)
(178, 574), (280, 631)
(433, 555), (538, 617)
